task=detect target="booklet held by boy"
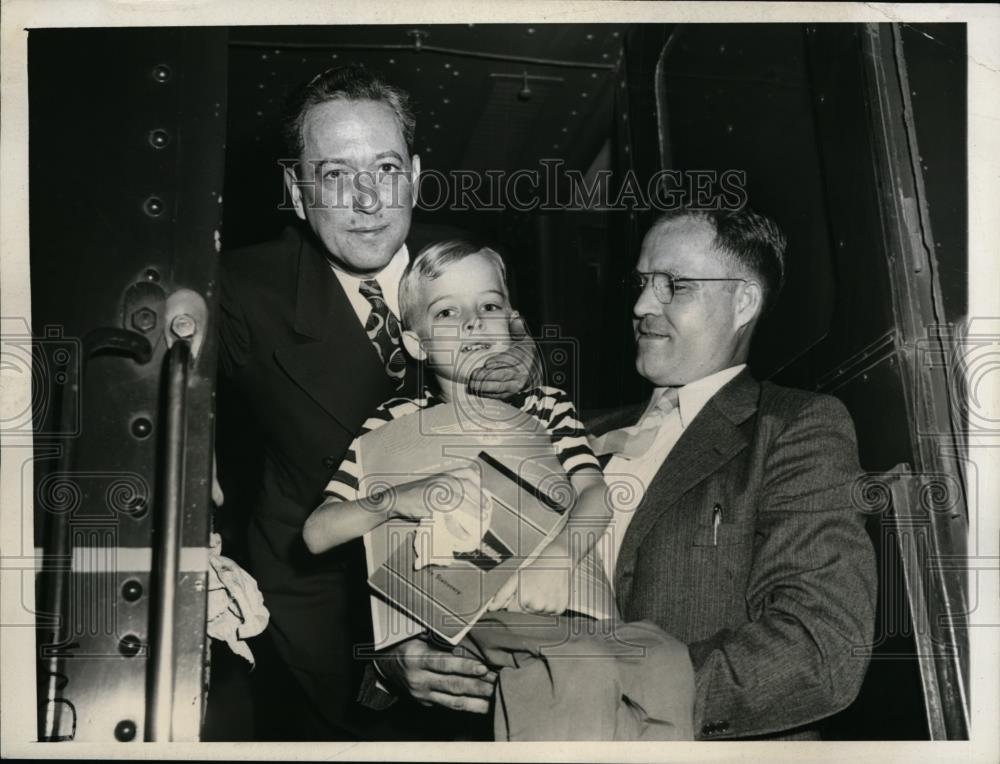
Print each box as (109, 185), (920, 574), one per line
(358, 396), (614, 649)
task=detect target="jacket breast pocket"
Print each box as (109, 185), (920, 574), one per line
(692, 521), (753, 547)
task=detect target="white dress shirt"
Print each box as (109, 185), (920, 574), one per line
(597, 364), (747, 588)
(330, 243), (409, 327)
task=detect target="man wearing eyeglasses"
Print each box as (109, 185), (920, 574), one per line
(589, 207), (877, 741)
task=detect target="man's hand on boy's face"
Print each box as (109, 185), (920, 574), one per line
(466, 313), (542, 398)
(375, 636), (497, 714)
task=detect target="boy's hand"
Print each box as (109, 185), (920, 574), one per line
(466, 313), (542, 399)
(488, 552), (572, 616)
(385, 465), (482, 522)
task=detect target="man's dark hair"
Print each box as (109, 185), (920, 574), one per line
(281, 64), (416, 161)
(652, 206), (787, 315)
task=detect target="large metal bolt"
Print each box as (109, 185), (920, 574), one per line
(131, 307), (157, 333)
(118, 634), (143, 657)
(114, 719), (137, 742)
(170, 314), (197, 338)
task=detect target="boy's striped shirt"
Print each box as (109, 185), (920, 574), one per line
(324, 385), (599, 502)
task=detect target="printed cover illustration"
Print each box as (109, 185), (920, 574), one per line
(359, 397), (611, 648)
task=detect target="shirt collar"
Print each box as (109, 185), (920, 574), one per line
(646, 364), (747, 430)
(329, 243), (409, 318)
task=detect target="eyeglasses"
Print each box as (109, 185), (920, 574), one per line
(627, 270), (748, 304)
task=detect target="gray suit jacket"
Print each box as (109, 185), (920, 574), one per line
(588, 369), (877, 740)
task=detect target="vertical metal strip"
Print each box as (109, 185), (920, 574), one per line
(861, 22), (970, 740)
(146, 339), (190, 741)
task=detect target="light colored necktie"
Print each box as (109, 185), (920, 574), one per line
(592, 387), (680, 460)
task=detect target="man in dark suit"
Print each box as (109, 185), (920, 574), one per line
(588, 206), (877, 740)
(215, 65), (517, 740)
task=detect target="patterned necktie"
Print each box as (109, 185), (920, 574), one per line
(359, 279), (406, 390)
(592, 386), (680, 463)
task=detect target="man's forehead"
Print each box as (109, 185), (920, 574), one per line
(301, 98), (407, 154)
(640, 218), (722, 270)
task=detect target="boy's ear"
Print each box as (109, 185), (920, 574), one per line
(402, 329), (426, 361)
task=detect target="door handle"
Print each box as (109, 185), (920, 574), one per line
(145, 338), (191, 742)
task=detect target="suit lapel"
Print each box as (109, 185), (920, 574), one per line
(274, 230), (396, 434)
(613, 370), (760, 598)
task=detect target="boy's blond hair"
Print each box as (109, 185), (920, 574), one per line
(398, 239), (509, 328)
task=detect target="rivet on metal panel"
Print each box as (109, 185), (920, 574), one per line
(131, 308), (157, 333)
(127, 497), (148, 519)
(148, 129), (171, 149)
(170, 314), (197, 339)
(131, 417), (152, 439)
(118, 634), (143, 657)
(527, 27), (536, 35)
(144, 268), (160, 282)
(151, 64), (171, 84)
(121, 579), (143, 602)
(143, 196), (165, 217)
(114, 719), (137, 742)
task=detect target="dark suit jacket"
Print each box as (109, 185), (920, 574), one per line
(588, 369), (877, 741)
(217, 225), (418, 736)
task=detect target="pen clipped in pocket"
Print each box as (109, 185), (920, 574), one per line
(692, 503), (752, 547)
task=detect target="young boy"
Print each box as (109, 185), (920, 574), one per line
(302, 241), (695, 741)
(303, 239), (611, 615)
